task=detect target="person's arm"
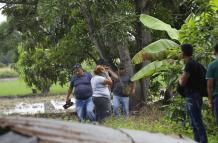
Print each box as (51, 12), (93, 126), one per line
(130, 81), (136, 95)
(206, 64), (215, 108)
(66, 87), (73, 102)
(103, 73), (113, 86)
(207, 79), (214, 108)
(107, 68), (118, 80)
(179, 72), (189, 86)
(66, 79), (74, 102)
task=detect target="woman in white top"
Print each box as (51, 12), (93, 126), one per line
(91, 65), (112, 122)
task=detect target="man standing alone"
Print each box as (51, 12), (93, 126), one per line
(206, 43), (218, 126)
(179, 44), (208, 143)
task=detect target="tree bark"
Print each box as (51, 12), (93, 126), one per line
(134, 0), (152, 105)
(117, 44), (134, 76)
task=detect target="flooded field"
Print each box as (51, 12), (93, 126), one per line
(0, 95), (75, 115)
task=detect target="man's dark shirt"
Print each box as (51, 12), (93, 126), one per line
(70, 72), (92, 100)
(112, 74), (132, 97)
(184, 59), (202, 93)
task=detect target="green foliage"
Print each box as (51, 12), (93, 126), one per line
(179, 5), (218, 65)
(0, 21), (21, 65)
(131, 1), (218, 135)
(132, 39), (179, 64)
(104, 111), (193, 138)
(1, 0), (138, 93)
(140, 14), (179, 40)
(133, 0), (218, 80)
(131, 14), (182, 82)
(131, 60), (174, 81)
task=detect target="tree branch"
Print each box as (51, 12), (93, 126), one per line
(0, 0), (38, 5)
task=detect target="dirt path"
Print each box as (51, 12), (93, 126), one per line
(0, 77), (18, 82)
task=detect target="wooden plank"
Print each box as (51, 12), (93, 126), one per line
(0, 116), (195, 143)
(0, 117), (132, 143)
(12, 125), (116, 143)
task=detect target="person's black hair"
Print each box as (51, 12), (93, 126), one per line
(96, 58), (108, 66)
(118, 63), (125, 70)
(73, 63), (82, 69)
(214, 43), (218, 53)
(180, 43), (193, 56)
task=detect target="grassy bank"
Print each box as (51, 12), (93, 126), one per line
(0, 67), (19, 78)
(0, 79), (68, 96)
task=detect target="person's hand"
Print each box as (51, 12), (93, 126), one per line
(66, 96), (71, 103)
(208, 100), (213, 108)
(131, 89), (136, 96)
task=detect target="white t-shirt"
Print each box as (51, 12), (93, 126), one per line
(91, 75), (110, 98)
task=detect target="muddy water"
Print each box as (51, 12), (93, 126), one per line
(0, 95), (75, 115)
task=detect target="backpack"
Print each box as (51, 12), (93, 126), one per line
(176, 62), (207, 97)
(197, 63), (207, 97)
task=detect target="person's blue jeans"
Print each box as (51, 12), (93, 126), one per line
(213, 96), (218, 126)
(75, 97), (96, 122)
(113, 95), (129, 117)
(186, 92), (208, 143)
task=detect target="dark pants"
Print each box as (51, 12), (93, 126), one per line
(214, 96), (218, 126)
(186, 92), (208, 143)
(93, 97), (111, 123)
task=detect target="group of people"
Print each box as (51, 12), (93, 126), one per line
(65, 43), (218, 143)
(178, 43), (218, 143)
(65, 59), (135, 123)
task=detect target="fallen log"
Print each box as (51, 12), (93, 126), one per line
(0, 116), (195, 143)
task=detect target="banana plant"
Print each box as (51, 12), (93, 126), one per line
(140, 14), (179, 40)
(210, 0), (218, 10)
(132, 39), (179, 64)
(131, 14), (180, 81)
(131, 60), (172, 81)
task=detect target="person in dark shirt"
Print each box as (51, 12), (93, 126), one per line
(66, 64), (95, 122)
(112, 64), (135, 117)
(179, 44), (207, 143)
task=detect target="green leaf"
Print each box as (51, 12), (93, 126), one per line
(131, 60), (170, 81)
(210, 0), (218, 10)
(132, 39), (179, 64)
(140, 14), (179, 40)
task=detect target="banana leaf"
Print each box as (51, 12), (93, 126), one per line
(131, 60), (171, 81)
(210, 0), (218, 10)
(140, 14), (179, 40)
(132, 39), (179, 64)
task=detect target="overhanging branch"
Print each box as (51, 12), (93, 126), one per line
(0, 0), (38, 5)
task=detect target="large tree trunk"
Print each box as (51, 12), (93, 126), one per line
(117, 44), (134, 76)
(134, 0), (152, 105)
